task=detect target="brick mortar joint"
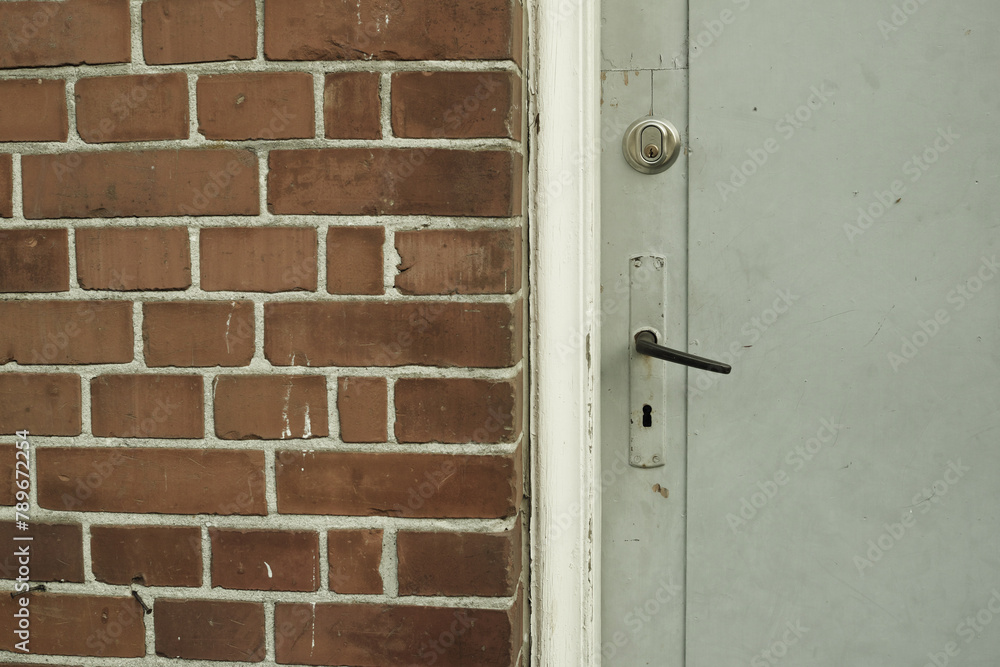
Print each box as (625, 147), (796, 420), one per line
(0, 59), (524, 80)
(0, 508), (519, 533)
(0, 584), (520, 617)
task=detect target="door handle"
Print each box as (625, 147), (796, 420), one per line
(628, 255), (732, 468)
(634, 330), (732, 375)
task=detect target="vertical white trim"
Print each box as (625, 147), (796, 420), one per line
(529, 0), (601, 663)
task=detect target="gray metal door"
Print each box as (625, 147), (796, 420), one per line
(602, 0), (1000, 664)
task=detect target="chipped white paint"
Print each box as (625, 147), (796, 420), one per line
(530, 0), (602, 663)
(224, 304), (234, 354)
(264, 561), (273, 578)
(281, 382), (293, 439)
(310, 601), (317, 654)
(303, 403), (313, 438)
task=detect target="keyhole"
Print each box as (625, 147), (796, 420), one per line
(642, 404), (652, 427)
(644, 144), (660, 160)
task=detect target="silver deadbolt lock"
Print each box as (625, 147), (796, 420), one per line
(622, 117), (681, 174)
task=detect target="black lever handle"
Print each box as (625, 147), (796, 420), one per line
(634, 331), (732, 375)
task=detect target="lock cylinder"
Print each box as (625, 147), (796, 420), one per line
(623, 116), (682, 174)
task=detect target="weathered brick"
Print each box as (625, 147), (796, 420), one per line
(75, 73), (189, 142)
(91, 524), (202, 587)
(327, 226), (384, 295)
(395, 376), (522, 444)
(0, 522), (84, 583)
(337, 376), (387, 443)
(143, 300), (254, 367)
(264, 0), (519, 62)
(76, 227), (191, 290)
(198, 72), (314, 140)
(214, 375), (327, 440)
(0, 593), (144, 657)
(91, 374), (204, 438)
(327, 529), (383, 594)
(37, 447), (266, 515)
(269, 149), (521, 217)
(274, 603), (516, 666)
(396, 228), (521, 295)
(265, 301), (521, 368)
(397, 526), (520, 597)
(393, 72), (521, 140)
(0, 373), (80, 436)
(211, 529), (319, 591)
(200, 227), (317, 292)
(155, 599), (265, 662)
(0, 0), (130, 69)
(0, 300), (132, 364)
(324, 72), (381, 139)
(0, 154), (11, 218)
(0, 444), (13, 505)
(143, 0), (256, 65)
(0, 229), (70, 292)
(22, 149), (259, 219)
(0, 79), (68, 142)
(276, 449), (520, 518)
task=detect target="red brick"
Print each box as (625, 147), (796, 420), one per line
(0, 229), (70, 292)
(395, 376), (522, 444)
(396, 228), (521, 295)
(0, 522), (83, 583)
(198, 72), (314, 140)
(0, 593), (144, 657)
(393, 72), (521, 140)
(75, 73), (189, 143)
(76, 227), (191, 290)
(214, 375), (327, 440)
(269, 148), (521, 217)
(0, 373), (80, 436)
(155, 599), (265, 662)
(211, 529), (319, 591)
(327, 529), (383, 594)
(37, 447), (266, 514)
(22, 149), (259, 219)
(0, 300), (132, 364)
(397, 527), (520, 597)
(200, 227), (317, 292)
(0, 79), (68, 142)
(143, 0), (256, 65)
(264, 0), (519, 62)
(91, 374), (204, 438)
(0, 154), (11, 218)
(274, 603), (516, 665)
(276, 449), (520, 518)
(91, 525), (202, 587)
(143, 300), (254, 367)
(337, 376), (387, 443)
(0, 0), (130, 69)
(324, 72), (381, 139)
(265, 301), (521, 368)
(0, 444), (13, 505)
(327, 226), (383, 295)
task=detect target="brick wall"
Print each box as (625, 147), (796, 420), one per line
(0, 0), (527, 664)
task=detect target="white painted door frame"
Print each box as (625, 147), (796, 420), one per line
(528, 0), (602, 663)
